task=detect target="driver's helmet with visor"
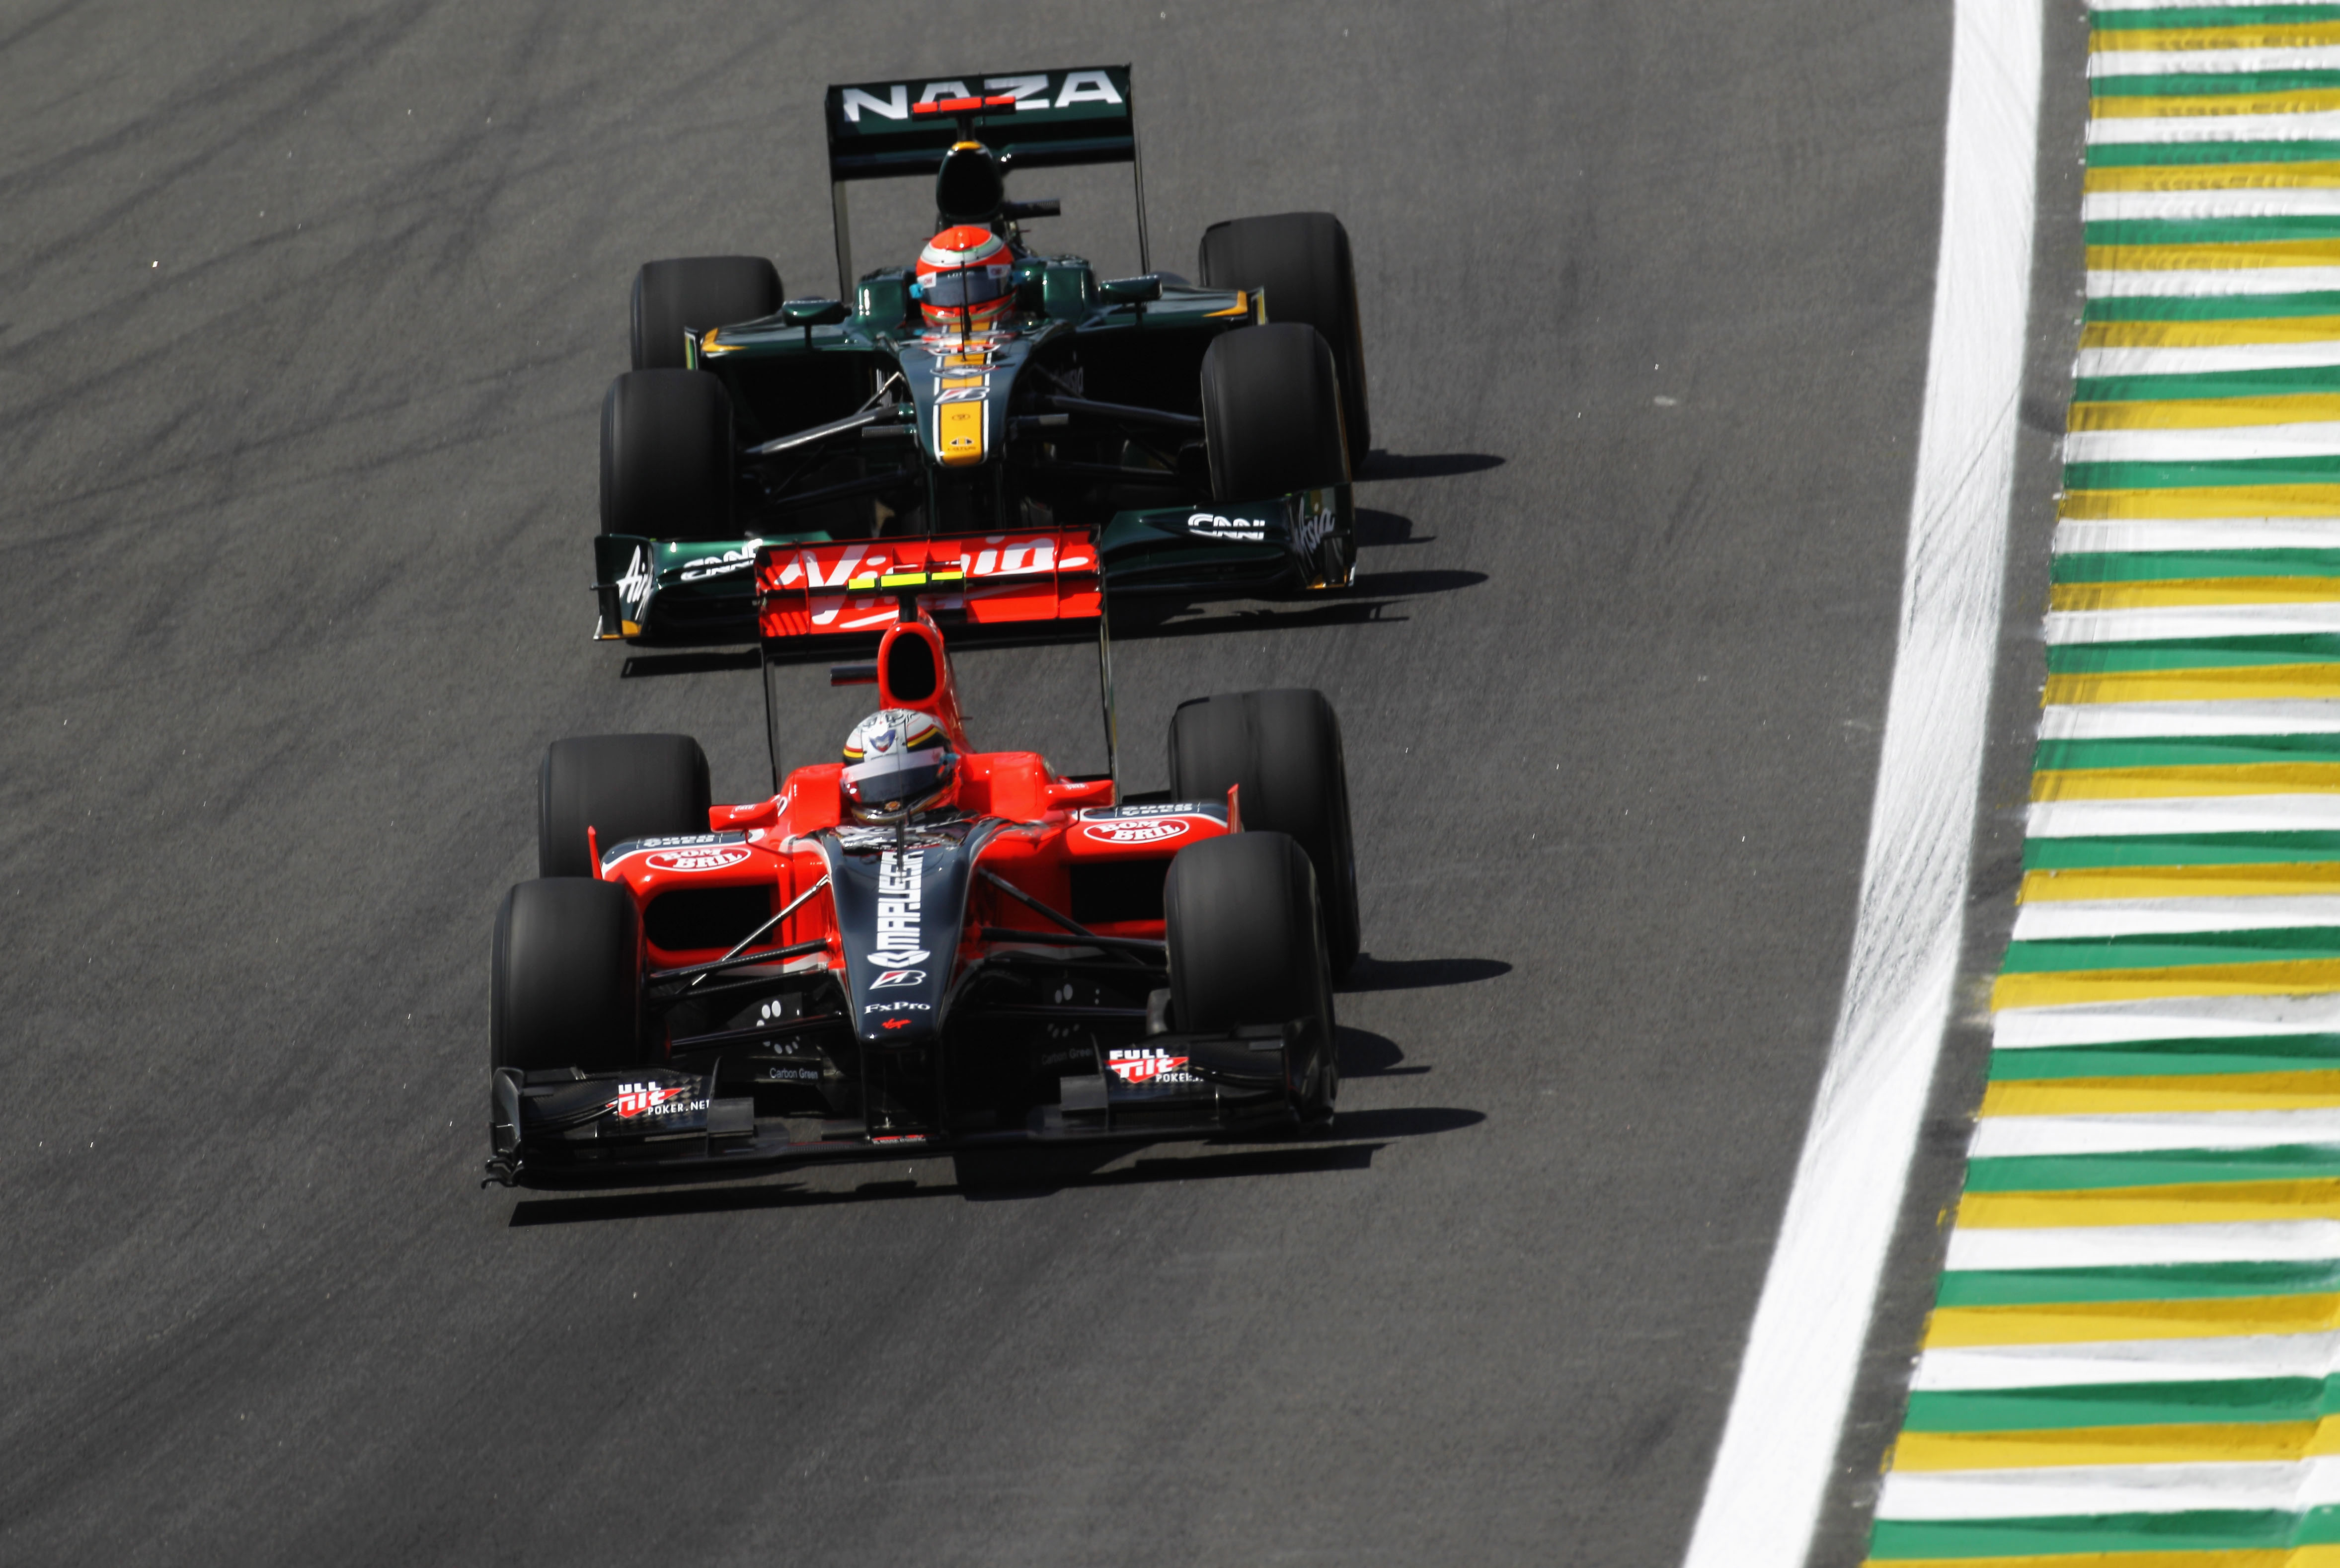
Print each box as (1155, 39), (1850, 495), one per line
(913, 225), (1014, 328)
(841, 708), (958, 822)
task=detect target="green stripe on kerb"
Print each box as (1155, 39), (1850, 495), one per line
(2026, 832), (2340, 869)
(2046, 636), (2340, 675)
(1939, 1259), (2340, 1306)
(2003, 928), (2340, 974)
(2089, 216), (2340, 246)
(1968, 1145), (2340, 1193)
(1905, 1378), (2335, 1433)
(2094, 5), (2340, 28)
(2055, 550), (2340, 583)
(2077, 368), (2340, 404)
(1989, 1037), (2340, 1081)
(2038, 734), (2340, 770)
(2066, 458), (2340, 493)
(2095, 70), (2340, 97)
(2090, 140), (2340, 169)
(2088, 293), (2340, 323)
(1869, 1511), (2334, 1560)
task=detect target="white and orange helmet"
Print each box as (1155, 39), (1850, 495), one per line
(913, 225), (1014, 328)
(841, 708), (957, 821)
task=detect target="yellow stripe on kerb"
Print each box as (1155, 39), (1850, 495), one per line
(2045, 667), (2340, 705)
(2087, 241), (2340, 272)
(2063, 485), (2340, 520)
(2088, 163), (2340, 195)
(1894, 1418), (2340, 1471)
(2033, 763), (2340, 800)
(1961, 1178), (2340, 1229)
(2082, 314), (2340, 347)
(1924, 1293), (2340, 1348)
(2052, 579), (2340, 610)
(2093, 22), (2340, 49)
(1993, 960), (2340, 1010)
(1979, 1073), (2340, 1115)
(2071, 397), (2340, 432)
(2021, 864), (2340, 900)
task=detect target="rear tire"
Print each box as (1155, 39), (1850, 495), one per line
(1169, 689), (1360, 976)
(1199, 323), (1347, 505)
(1196, 212), (1371, 458)
(491, 878), (642, 1073)
(631, 256), (782, 371)
(600, 369), (734, 539)
(539, 734), (711, 879)
(1164, 832), (1336, 1124)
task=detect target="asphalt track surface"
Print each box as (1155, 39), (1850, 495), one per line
(0, 2), (2043, 1562)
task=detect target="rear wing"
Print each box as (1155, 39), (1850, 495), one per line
(755, 529), (1101, 642)
(820, 66), (1147, 294)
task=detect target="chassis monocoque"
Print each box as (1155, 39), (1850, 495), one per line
(594, 65), (1373, 648)
(488, 538), (1360, 1188)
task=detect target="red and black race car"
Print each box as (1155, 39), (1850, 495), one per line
(484, 528), (1358, 1187)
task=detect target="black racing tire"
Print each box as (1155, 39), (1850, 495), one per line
(1196, 212), (1370, 459)
(1168, 688), (1360, 977)
(1164, 832), (1337, 1124)
(600, 369), (735, 539)
(538, 733), (711, 879)
(1198, 323), (1348, 505)
(631, 256), (783, 371)
(491, 878), (643, 1074)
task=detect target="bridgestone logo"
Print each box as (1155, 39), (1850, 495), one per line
(871, 850), (929, 966)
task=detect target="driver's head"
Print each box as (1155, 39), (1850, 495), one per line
(841, 708), (957, 821)
(913, 225), (1013, 329)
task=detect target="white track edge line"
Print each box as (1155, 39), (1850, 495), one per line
(1677, 0), (2038, 1562)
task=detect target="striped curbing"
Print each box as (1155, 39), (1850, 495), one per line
(1863, 2), (2340, 1563)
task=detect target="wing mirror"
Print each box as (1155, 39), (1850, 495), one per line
(780, 297), (850, 326)
(1098, 274), (1163, 304)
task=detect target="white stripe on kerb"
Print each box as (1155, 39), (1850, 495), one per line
(1971, 1108), (2340, 1156)
(1878, 1458), (2340, 1521)
(2065, 423), (2340, 464)
(1914, 1332), (2340, 1391)
(2078, 341), (2340, 376)
(2090, 47), (2340, 77)
(2057, 518), (2340, 553)
(1995, 993), (2340, 1048)
(2013, 899), (2340, 941)
(2040, 703), (2340, 739)
(2087, 190), (2340, 223)
(2047, 602), (2340, 640)
(2031, 796), (2340, 837)
(2091, 111), (2340, 143)
(2092, 267), (2340, 296)
(1948, 1222), (2340, 1271)
(1679, 1), (2037, 1563)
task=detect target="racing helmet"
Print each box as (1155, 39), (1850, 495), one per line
(913, 225), (1014, 328)
(841, 708), (958, 821)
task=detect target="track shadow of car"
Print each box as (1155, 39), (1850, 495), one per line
(1358, 451), (1506, 481)
(1340, 1025), (1430, 1078)
(1346, 568), (1485, 597)
(504, 1108), (1485, 1223)
(622, 648), (763, 679)
(1338, 956), (1511, 993)
(1356, 509), (1431, 548)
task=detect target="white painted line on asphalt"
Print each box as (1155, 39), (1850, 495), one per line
(1678, 0), (2038, 1563)
(1948, 1220), (2340, 1270)
(1995, 992), (2340, 1047)
(1878, 1457), (2340, 1520)
(2041, 703), (2340, 739)
(2057, 518), (2340, 552)
(2065, 422), (2340, 464)
(2091, 267), (2340, 295)
(2013, 898), (2340, 940)
(2087, 190), (2340, 223)
(2031, 795), (2340, 836)
(2078, 341), (2340, 376)
(2047, 601), (2340, 639)
(1914, 1332), (2340, 1390)
(1970, 1106), (2340, 1156)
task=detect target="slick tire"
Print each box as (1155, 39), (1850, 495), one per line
(600, 369), (734, 539)
(1168, 688), (1361, 976)
(1198, 323), (1348, 505)
(631, 256), (783, 371)
(1197, 212), (1370, 459)
(1164, 832), (1337, 1125)
(491, 878), (642, 1074)
(539, 733), (711, 879)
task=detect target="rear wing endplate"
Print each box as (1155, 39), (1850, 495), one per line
(820, 66), (1146, 293)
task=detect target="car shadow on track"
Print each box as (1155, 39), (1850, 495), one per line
(1357, 451), (1505, 481)
(1341, 1026), (1430, 1079)
(1339, 956), (1510, 993)
(502, 1108), (1485, 1224)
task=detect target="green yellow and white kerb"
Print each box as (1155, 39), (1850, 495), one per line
(1864, 3), (2340, 1564)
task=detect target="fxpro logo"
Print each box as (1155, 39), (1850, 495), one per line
(870, 850), (929, 966)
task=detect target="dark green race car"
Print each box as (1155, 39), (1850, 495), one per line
(594, 65), (1372, 648)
